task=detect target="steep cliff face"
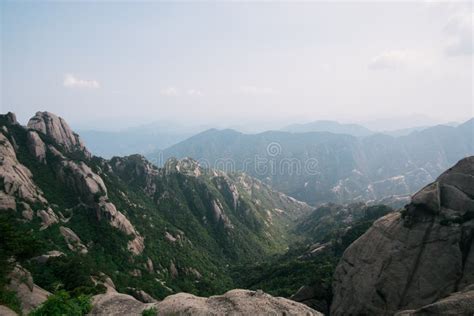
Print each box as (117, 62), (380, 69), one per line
(331, 156), (474, 315)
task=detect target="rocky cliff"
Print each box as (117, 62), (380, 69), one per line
(0, 111), (316, 314)
(331, 156), (474, 315)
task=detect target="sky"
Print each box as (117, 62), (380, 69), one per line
(1, 1), (473, 131)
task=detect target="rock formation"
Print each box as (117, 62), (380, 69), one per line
(331, 156), (474, 315)
(90, 289), (321, 316)
(6, 265), (51, 314)
(0, 131), (47, 209)
(27, 111), (91, 158)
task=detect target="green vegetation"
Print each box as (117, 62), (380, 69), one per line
(29, 290), (92, 316)
(0, 213), (42, 313)
(142, 307), (158, 316)
(232, 204), (393, 313)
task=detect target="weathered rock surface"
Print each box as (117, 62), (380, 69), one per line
(27, 130), (47, 163)
(90, 292), (154, 315)
(0, 132), (47, 205)
(27, 111), (91, 158)
(32, 250), (65, 263)
(0, 191), (16, 211)
(45, 131), (144, 255)
(396, 285), (474, 315)
(0, 305), (17, 316)
(97, 199), (144, 255)
(37, 208), (59, 230)
(59, 226), (88, 254)
(331, 156), (474, 315)
(6, 265), (51, 314)
(291, 285), (329, 315)
(91, 289), (321, 316)
(156, 289), (322, 316)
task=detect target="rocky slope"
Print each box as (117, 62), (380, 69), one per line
(91, 285), (322, 316)
(152, 119), (473, 205)
(331, 156), (474, 315)
(0, 111), (314, 314)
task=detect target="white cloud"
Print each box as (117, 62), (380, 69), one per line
(187, 89), (204, 96)
(239, 86), (277, 95)
(160, 86), (180, 96)
(444, 11), (473, 56)
(63, 74), (100, 89)
(368, 50), (414, 70)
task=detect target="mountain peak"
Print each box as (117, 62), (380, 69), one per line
(27, 111), (91, 158)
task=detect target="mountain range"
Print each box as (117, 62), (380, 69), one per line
(0, 111), (315, 315)
(151, 118), (473, 205)
(1, 111), (473, 315)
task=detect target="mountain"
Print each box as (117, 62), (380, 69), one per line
(0, 111), (314, 314)
(331, 156), (474, 315)
(151, 119), (474, 205)
(282, 120), (374, 137)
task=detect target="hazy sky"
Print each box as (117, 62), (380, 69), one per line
(1, 1), (472, 130)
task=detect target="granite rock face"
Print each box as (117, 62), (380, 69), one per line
(396, 284), (474, 315)
(26, 131), (47, 163)
(6, 265), (51, 314)
(0, 132), (47, 208)
(90, 289), (322, 316)
(331, 156), (474, 315)
(27, 111), (91, 158)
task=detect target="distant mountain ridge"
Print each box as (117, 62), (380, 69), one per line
(282, 120), (374, 137)
(151, 118), (474, 205)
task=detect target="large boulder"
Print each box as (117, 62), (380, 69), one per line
(27, 111), (91, 158)
(331, 156), (474, 315)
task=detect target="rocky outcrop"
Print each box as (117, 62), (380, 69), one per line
(45, 133), (144, 255)
(0, 305), (17, 316)
(6, 265), (51, 314)
(27, 111), (90, 158)
(56, 159), (107, 199)
(37, 208), (59, 229)
(164, 157), (203, 177)
(110, 155), (159, 196)
(97, 200), (144, 255)
(60, 226), (88, 254)
(32, 250), (65, 263)
(331, 156), (474, 315)
(91, 289), (321, 316)
(4, 112), (18, 125)
(156, 289), (322, 315)
(291, 285), (329, 315)
(27, 130), (47, 163)
(396, 286), (474, 315)
(0, 191), (16, 211)
(0, 132), (47, 206)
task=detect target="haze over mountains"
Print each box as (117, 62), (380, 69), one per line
(151, 118), (474, 206)
(80, 118), (464, 159)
